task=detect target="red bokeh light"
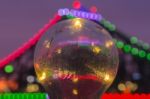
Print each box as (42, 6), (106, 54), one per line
(73, 0), (81, 9)
(90, 6), (98, 13)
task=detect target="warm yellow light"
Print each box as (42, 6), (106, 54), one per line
(44, 40), (50, 48)
(72, 19), (83, 30)
(26, 84), (39, 92)
(105, 41), (113, 48)
(72, 89), (78, 95)
(72, 77), (79, 83)
(92, 46), (101, 54)
(38, 72), (46, 81)
(104, 74), (110, 81)
(118, 83), (126, 91)
(57, 48), (62, 54)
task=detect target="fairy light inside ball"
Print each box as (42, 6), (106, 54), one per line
(34, 18), (119, 99)
(72, 18), (83, 29)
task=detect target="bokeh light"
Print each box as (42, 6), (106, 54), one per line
(90, 6), (98, 13)
(130, 37), (138, 44)
(34, 18), (119, 99)
(131, 48), (139, 55)
(4, 64), (14, 73)
(116, 41), (124, 49)
(123, 44), (131, 53)
(73, 0), (81, 9)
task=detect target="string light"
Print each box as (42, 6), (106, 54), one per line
(73, 0), (81, 9)
(116, 41), (124, 49)
(58, 8), (103, 21)
(100, 19), (116, 32)
(114, 39), (150, 61)
(143, 43), (149, 50)
(100, 18), (150, 51)
(4, 64), (14, 73)
(139, 50), (146, 58)
(1, 10), (150, 69)
(123, 45), (131, 53)
(0, 15), (61, 68)
(0, 93), (46, 99)
(131, 48), (139, 56)
(90, 6), (98, 13)
(130, 37), (138, 44)
(146, 53), (150, 61)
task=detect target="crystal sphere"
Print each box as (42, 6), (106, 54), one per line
(34, 18), (119, 99)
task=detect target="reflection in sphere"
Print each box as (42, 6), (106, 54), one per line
(34, 18), (119, 99)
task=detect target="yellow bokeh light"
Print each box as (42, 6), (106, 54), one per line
(26, 84), (39, 92)
(72, 77), (79, 83)
(38, 72), (46, 81)
(44, 40), (50, 48)
(104, 74), (110, 81)
(92, 46), (101, 54)
(118, 83), (126, 91)
(105, 41), (113, 48)
(72, 89), (78, 95)
(56, 48), (62, 54)
(72, 18), (83, 30)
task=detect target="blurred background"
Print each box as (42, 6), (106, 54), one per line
(0, 0), (150, 94)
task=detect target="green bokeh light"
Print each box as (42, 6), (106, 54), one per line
(4, 64), (14, 73)
(108, 24), (116, 31)
(123, 44), (131, 53)
(103, 20), (111, 28)
(66, 15), (75, 19)
(131, 48), (139, 55)
(100, 19), (106, 25)
(147, 53), (150, 61)
(139, 50), (146, 58)
(143, 43), (149, 50)
(116, 41), (124, 49)
(130, 37), (138, 44)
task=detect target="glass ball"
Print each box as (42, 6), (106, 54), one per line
(34, 18), (119, 99)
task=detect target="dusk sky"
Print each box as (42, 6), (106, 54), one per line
(0, 0), (150, 59)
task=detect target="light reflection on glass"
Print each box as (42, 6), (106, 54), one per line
(34, 18), (119, 99)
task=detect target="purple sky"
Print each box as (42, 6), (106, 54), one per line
(0, 0), (150, 59)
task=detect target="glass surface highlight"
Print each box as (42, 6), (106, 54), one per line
(34, 18), (119, 99)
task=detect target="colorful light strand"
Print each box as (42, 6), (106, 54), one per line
(1, 8), (150, 69)
(4, 64), (14, 73)
(0, 15), (61, 68)
(115, 39), (150, 60)
(58, 8), (103, 21)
